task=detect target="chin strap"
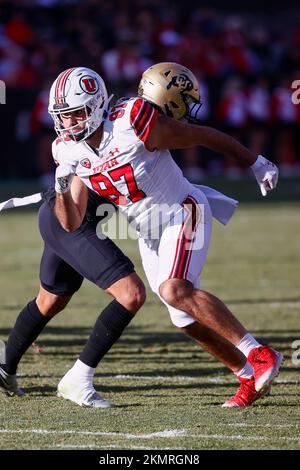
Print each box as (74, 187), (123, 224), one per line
(0, 193), (42, 212)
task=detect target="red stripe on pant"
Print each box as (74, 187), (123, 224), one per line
(168, 196), (201, 280)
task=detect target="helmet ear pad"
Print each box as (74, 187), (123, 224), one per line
(138, 62), (201, 121)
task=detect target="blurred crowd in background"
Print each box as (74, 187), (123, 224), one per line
(1, 0), (300, 186)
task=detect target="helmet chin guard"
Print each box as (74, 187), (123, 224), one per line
(48, 67), (110, 142)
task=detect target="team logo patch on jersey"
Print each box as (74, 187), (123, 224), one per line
(109, 147), (120, 157)
(80, 158), (91, 169)
(79, 76), (99, 94)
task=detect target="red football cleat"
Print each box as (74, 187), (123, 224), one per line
(222, 376), (262, 408)
(248, 346), (282, 393)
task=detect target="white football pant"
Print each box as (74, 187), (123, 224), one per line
(138, 188), (212, 327)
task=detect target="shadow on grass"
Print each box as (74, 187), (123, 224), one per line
(1, 324), (299, 379)
(2, 296), (300, 312)
(22, 381), (234, 396)
(1, 324), (299, 344)
(224, 297), (300, 305)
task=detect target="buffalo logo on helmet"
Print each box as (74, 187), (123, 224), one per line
(167, 74), (193, 93)
(80, 158), (91, 169)
(79, 76), (99, 94)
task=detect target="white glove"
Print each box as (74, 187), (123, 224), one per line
(187, 102), (203, 124)
(55, 163), (76, 194)
(251, 155), (279, 196)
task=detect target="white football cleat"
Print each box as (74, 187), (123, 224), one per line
(57, 375), (114, 408)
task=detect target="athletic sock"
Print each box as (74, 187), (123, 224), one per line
(65, 359), (95, 387)
(79, 300), (134, 368)
(1, 299), (50, 375)
(236, 333), (262, 358)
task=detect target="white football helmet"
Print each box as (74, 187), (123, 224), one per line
(137, 62), (201, 121)
(48, 67), (109, 142)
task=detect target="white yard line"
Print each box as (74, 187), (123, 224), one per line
(275, 379), (299, 384)
(228, 423), (300, 428)
(188, 434), (300, 442)
(114, 374), (200, 381)
(0, 429), (186, 439)
(54, 444), (183, 450)
(0, 428), (298, 443)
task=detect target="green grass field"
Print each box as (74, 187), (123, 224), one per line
(0, 203), (299, 450)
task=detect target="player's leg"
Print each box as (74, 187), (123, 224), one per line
(140, 241), (248, 373)
(139, 233), (249, 371)
(158, 191), (248, 343)
(58, 272), (146, 409)
(106, 272), (146, 314)
(138, 233), (264, 406)
(159, 266), (282, 397)
(163, 283), (281, 393)
(57, 275), (145, 409)
(0, 246), (82, 396)
(38, 202), (146, 407)
(157, 190), (282, 405)
(161, 281), (248, 346)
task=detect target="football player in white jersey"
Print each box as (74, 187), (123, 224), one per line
(50, 64), (282, 407)
(0, 68), (147, 408)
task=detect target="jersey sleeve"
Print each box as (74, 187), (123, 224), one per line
(129, 98), (158, 143)
(52, 137), (77, 168)
(51, 138), (60, 166)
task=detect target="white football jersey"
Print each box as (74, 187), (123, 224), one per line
(52, 97), (195, 238)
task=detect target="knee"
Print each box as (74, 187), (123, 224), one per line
(36, 288), (72, 317)
(159, 279), (193, 309)
(129, 280), (147, 312)
(117, 280), (146, 314)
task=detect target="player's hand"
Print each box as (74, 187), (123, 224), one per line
(55, 163), (76, 194)
(251, 155), (279, 196)
(187, 102), (203, 124)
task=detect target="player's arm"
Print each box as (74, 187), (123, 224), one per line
(146, 114), (278, 196)
(146, 114), (256, 165)
(54, 174), (88, 232)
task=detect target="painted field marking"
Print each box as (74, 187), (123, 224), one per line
(188, 434), (300, 442)
(54, 444), (183, 450)
(228, 423), (300, 428)
(0, 429), (186, 439)
(0, 429), (299, 443)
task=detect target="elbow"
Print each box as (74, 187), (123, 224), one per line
(62, 221), (81, 233)
(57, 217), (82, 232)
(54, 204), (83, 232)
(62, 225), (72, 233)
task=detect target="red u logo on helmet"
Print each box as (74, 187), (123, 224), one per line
(80, 76), (99, 94)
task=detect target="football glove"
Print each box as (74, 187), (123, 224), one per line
(251, 155), (278, 196)
(55, 163), (76, 194)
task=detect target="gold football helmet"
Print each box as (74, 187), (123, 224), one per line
(137, 62), (200, 120)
